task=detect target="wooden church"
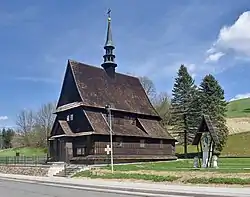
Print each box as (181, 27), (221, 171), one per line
(48, 11), (177, 164)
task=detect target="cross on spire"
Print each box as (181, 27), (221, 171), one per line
(107, 8), (111, 19)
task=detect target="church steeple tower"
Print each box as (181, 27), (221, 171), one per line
(101, 9), (117, 78)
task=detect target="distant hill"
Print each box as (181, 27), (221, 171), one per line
(176, 131), (250, 157)
(226, 98), (250, 134)
(226, 97), (250, 118)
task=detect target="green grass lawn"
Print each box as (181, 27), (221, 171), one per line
(226, 98), (250, 118)
(75, 158), (250, 185)
(0, 147), (47, 157)
(74, 169), (250, 185)
(73, 170), (180, 182)
(103, 158), (250, 173)
(176, 131), (250, 157)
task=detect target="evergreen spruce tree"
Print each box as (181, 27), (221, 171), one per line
(199, 74), (229, 152)
(2, 128), (6, 149)
(171, 65), (200, 144)
(5, 129), (14, 148)
(1, 128), (14, 149)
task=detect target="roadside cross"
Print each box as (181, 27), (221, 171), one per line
(105, 145), (112, 155)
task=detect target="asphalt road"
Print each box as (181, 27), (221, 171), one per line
(0, 179), (146, 197)
(0, 178), (246, 197)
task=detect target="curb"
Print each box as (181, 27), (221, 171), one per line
(0, 176), (248, 197)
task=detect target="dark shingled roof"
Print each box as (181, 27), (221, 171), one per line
(84, 111), (174, 139)
(56, 102), (83, 113)
(50, 110), (174, 140)
(49, 120), (94, 139)
(138, 118), (174, 139)
(192, 115), (220, 145)
(68, 60), (158, 116)
(58, 120), (73, 135)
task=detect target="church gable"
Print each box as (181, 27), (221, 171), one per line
(192, 115), (220, 146)
(50, 117), (69, 137)
(56, 61), (82, 108)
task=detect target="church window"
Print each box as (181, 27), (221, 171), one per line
(140, 139), (145, 148)
(67, 114), (74, 121)
(116, 137), (123, 147)
(76, 147), (85, 156)
(160, 140), (163, 148)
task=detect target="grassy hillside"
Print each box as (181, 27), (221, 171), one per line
(176, 131), (250, 157)
(226, 97), (250, 118)
(0, 147), (46, 157)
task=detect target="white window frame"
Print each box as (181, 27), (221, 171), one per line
(76, 147), (85, 156)
(66, 114), (74, 121)
(70, 114), (74, 121)
(140, 139), (145, 148)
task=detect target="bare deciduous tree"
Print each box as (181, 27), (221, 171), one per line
(34, 101), (56, 147)
(14, 101), (56, 148)
(139, 76), (156, 100)
(15, 109), (35, 146)
(16, 109), (35, 133)
(138, 76), (172, 127)
(35, 102), (56, 136)
(153, 92), (172, 127)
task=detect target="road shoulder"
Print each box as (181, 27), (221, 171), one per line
(0, 173), (249, 197)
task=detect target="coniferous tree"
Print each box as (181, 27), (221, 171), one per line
(5, 128), (14, 148)
(199, 74), (229, 152)
(2, 128), (14, 148)
(1, 128), (6, 148)
(170, 65), (199, 144)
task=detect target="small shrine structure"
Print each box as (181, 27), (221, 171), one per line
(192, 115), (220, 168)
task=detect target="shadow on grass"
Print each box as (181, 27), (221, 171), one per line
(243, 108), (250, 113)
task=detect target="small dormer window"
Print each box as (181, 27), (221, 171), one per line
(66, 114), (74, 121)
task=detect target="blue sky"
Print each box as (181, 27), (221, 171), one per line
(1, 0), (250, 127)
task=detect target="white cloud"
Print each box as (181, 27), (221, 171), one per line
(14, 76), (58, 84)
(206, 11), (250, 62)
(0, 116), (8, 121)
(205, 52), (225, 63)
(230, 93), (250, 101)
(186, 63), (197, 78)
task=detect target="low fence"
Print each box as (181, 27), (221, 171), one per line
(0, 156), (47, 165)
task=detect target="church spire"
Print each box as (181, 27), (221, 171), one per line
(101, 9), (117, 78)
(105, 9), (114, 48)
